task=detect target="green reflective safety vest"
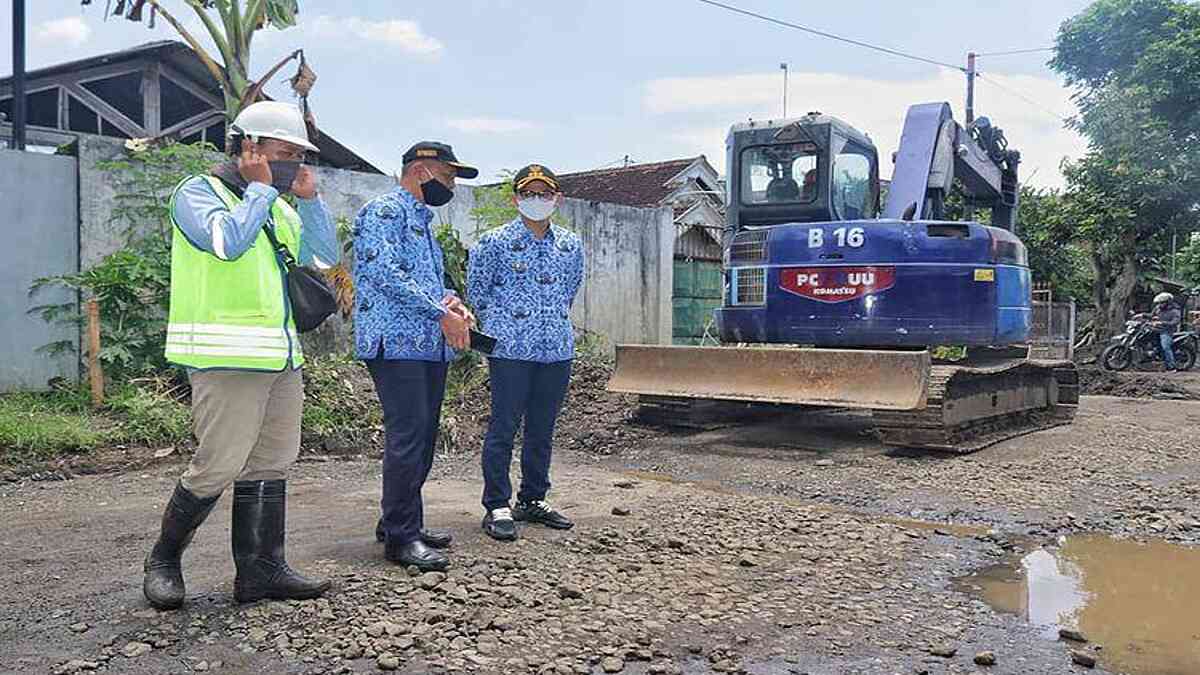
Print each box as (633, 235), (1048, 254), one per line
(165, 175), (304, 371)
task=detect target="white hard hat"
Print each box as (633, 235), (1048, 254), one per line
(1154, 292), (1174, 304)
(230, 101), (318, 153)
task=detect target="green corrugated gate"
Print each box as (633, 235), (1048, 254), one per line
(673, 259), (723, 345)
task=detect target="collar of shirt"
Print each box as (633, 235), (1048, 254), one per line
(507, 218), (558, 244)
(392, 186), (434, 225)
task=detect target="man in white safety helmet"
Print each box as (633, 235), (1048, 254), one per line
(1151, 291), (1182, 371)
(142, 101), (339, 610)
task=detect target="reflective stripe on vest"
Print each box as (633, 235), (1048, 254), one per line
(164, 176), (304, 371)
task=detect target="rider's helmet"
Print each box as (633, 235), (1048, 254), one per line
(1154, 291), (1175, 306)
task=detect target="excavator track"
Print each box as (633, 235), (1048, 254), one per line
(610, 345), (1079, 453)
(873, 360), (1078, 453)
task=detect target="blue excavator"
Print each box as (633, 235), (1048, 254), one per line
(608, 102), (1077, 451)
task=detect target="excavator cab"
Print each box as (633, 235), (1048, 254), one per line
(727, 113), (880, 232)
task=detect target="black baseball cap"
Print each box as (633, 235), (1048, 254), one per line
(513, 164), (560, 192)
(402, 141), (479, 179)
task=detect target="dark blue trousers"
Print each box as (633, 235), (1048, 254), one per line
(366, 358), (447, 545)
(481, 358), (572, 511)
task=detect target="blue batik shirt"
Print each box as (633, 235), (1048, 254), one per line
(353, 186), (454, 362)
(467, 219), (584, 363)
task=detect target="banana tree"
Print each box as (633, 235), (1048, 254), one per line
(81, 0), (314, 120)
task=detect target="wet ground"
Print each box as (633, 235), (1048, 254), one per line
(1, 393), (1198, 674)
(958, 536), (1200, 675)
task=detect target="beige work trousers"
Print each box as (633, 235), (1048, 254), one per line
(180, 368), (304, 499)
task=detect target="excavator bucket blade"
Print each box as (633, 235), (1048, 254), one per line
(607, 345), (930, 410)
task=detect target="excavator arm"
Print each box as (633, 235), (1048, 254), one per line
(882, 102), (1020, 230)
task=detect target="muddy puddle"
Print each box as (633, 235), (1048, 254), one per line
(958, 535), (1200, 674)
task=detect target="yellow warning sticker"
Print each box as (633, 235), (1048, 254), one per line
(974, 269), (996, 282)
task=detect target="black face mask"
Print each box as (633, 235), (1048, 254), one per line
(268, 161), (303, 194)
(420, 175), (454, 207)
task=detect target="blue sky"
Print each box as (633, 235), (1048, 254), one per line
(1, 0), (1092, 187)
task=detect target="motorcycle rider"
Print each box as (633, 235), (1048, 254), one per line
(1151, 292), (1182, 371)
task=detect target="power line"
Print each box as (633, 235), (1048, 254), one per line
(693, 0), (1071, 127)
(975, 47), (1056, 57)
(695, 0), (964, 72)
(599, 155), (638, 169)
(975, 73), (1070, 124)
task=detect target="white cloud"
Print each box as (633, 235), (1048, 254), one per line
(36, 16), (92, 47)
(308, 16), (444, 56)
(644, 70), (1086, 188)
(446, 118), (536, 134)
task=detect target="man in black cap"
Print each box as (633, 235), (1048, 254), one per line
(467, 164), (583, 541)
(354, 142), (478, 570)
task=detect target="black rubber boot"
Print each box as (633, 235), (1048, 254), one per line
(231, 480), (331, 604)
(143, 482), (220, 610)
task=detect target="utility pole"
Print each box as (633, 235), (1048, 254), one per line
(965, 51), (977, 125)
(780, 62), (789, 118)
(1172, 226), (1178, 279)
(11, 0), (27, 150)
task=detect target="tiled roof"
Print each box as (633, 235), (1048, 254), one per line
(554, 158), (700, 207)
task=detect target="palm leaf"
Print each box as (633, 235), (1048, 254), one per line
(264, 0), (299, 28)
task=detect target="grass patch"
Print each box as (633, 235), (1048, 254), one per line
(0, 377), (191, 467)
(931, 345), (968, 361)
(0, 389), (111, 461)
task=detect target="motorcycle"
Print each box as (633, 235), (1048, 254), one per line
(1101, 312), (1197, 372)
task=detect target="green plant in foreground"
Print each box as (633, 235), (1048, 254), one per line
(31, 142), (219, 383)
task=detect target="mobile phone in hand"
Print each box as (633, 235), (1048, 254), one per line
(469, 330), (497, 355)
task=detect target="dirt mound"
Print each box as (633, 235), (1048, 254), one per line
(1078, 367), (1199, 400)
(439, 351), (648, 458)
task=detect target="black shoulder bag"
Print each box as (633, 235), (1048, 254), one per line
(262, 224), (338, 333)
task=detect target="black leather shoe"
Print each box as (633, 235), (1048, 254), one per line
(376, 519), (452, 549)
(386, 539), (449, 571)
(232, 480), (331, 604)
(482, 508), (518, 541)
(420, 528), (453, 549)
(514, 500), (574, 530)
(143, 482), (220, 610)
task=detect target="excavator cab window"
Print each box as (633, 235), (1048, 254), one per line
(741, 143), (818, 205)
(831, 144), (876, 220)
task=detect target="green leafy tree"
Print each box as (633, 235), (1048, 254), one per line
(470, 170), (519, 235)
(1050, 0), (1200, 336)
(945, 183), (1092, 302)
(82, 0), (310, 120)
(1015, 186), (1093, 303)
